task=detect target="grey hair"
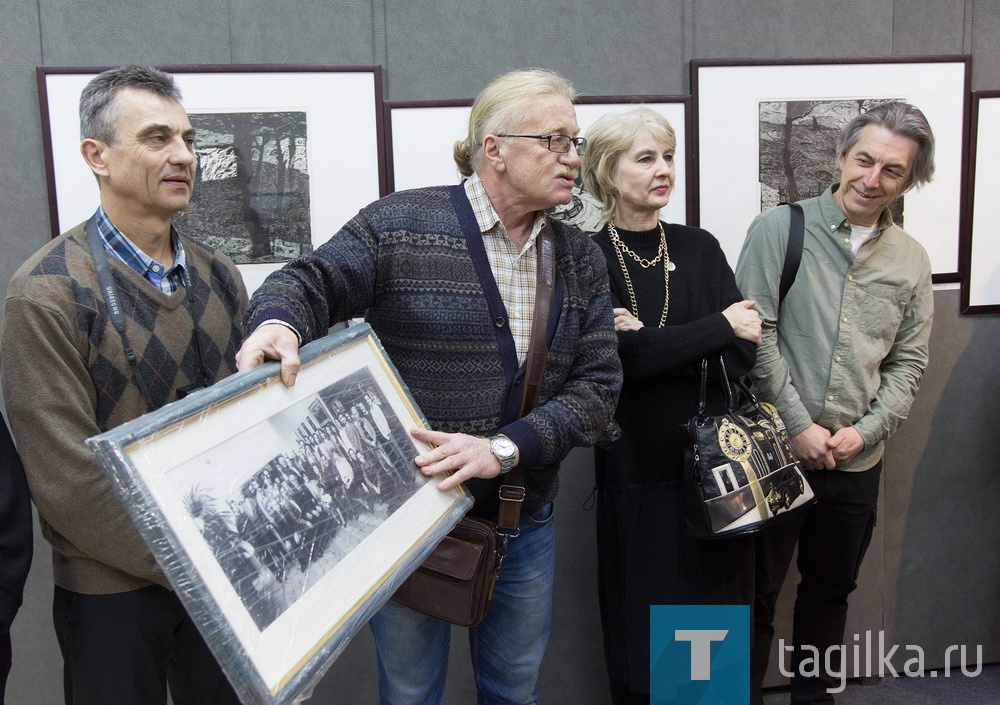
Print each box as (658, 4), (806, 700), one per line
(581, 107), (677, 224)
(79, 65), (182, 144)
(454, 68), (577, 177)
(836, 101), (936, 187)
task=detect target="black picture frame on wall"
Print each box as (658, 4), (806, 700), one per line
(37, 64), (387, 294)
(691, 56), (971, 283)
(960, 90), (1000, 314)
(86, 323), (473, 705)
(384, 95), (694, 228)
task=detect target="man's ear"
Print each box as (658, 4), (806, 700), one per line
(80, 138), (109, 177)
(481, 135), (506, 173)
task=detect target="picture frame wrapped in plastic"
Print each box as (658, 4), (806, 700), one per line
(87, 323), (472, 705)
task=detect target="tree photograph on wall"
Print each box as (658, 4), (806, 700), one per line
(174, 110), (312, 264)
(758, 98), (903, 225)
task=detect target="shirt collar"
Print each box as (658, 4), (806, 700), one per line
(463, 173), (546, 248)
(94, 206), (187, 279)
(827, 183), (895, 233)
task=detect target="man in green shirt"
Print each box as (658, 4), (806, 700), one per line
(735, 102), (935, 704)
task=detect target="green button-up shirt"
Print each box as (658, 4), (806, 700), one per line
(735, 185), (933, 471)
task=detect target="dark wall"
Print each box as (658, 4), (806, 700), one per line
(3, 1), (999, 702)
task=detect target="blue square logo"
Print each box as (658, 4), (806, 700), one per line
(650, 605), (750, 704)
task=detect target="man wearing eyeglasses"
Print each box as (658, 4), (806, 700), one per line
(236, 68), (621, 704)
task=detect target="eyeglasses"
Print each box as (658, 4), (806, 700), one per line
(496, 133), (587, 155)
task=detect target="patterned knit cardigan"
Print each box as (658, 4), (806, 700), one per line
(1, 222), (248, 594)
(246, 186), (622, 517)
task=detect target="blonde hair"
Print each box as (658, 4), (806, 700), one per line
(454, 68), (577, 177)
(581, 107), (676, 224)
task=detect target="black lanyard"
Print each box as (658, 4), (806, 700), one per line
(84, 216), (212, 412)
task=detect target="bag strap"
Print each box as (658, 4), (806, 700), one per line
(779, 202), (804, 306)
(497, 218), (556, 537)
(519, 219), (556, 418)
(740, 202), (803, 397)
(733, 375), (775, 420)
(698, 356), (737, 419)
(85, 216), (157, 413)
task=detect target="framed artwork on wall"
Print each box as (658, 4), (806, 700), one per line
(87, 323), (472, 705)
(691, 56), (971, 282)
(37, 64), (386, 294)
(384, 95), (692, 230)
(961, 91), (1000, 313)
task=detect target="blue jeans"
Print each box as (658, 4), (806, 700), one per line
(370, 503), (556, 705)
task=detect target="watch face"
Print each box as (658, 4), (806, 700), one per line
(491, 436), (516, 459)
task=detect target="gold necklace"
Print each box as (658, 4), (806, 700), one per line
(608, 220), (664, 268)
(608, 220), (670, 328)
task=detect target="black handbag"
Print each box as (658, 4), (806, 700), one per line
(683, 356), (814, 538)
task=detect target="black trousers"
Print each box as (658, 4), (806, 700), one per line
(751, 461), (882, 705)
(53, 584), (241, 705)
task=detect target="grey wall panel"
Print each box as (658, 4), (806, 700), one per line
(885, 288), (1000, 664)
(0, 0), (51, 330)
(534, 454), (606, 699)
(37, 0), (233, 65)
(691, 0), (893, 59)
(971, 0), (1000, 89)
(381, 0), (687, 100)
(6, 522), (59, 705)
(227, 0), (376, 64)
(0, 6), (57, 699)
(891, 0), (968, 56)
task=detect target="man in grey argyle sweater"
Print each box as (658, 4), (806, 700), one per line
(1, 66), (246, 705)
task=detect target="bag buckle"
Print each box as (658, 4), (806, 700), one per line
(498, 484), (525, 502)
(497, 484), (524, 539)
(497, 525), (520, 540)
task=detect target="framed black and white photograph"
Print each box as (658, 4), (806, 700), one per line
(87, 323), (472, 705)
(37, 64), (386, 294)
(384, 95), (692, 231)
(692, 57), (970, 282)
(961, 91), (1000, 313)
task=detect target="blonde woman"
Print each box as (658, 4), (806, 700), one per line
(583, 108), (762, 704)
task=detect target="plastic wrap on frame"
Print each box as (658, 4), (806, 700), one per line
(88, 323), (473, 705)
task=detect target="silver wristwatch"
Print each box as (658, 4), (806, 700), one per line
(489, 434), (517, 474)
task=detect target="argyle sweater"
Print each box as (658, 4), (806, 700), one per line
(1, 222), (247, 594)
(246, 186), (622, 518)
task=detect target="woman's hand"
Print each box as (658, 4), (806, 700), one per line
(722, 300), (762, 346)
(613, 307), (644, 332)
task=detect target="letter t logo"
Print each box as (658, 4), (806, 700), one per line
(675, 629), (729, 680)
(650, 605), (749, 702)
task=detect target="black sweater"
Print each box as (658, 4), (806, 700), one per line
(592, 221), (757, 485)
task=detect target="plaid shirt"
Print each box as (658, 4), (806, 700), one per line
(463, 174), (544, 365)
(93, 207), (187, 294)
